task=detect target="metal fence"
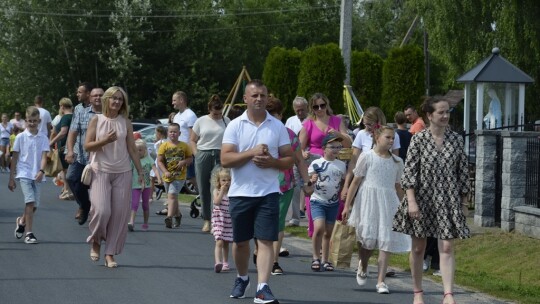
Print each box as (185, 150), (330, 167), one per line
(525, 137), (540, 208)
(462, 123), (540, 215)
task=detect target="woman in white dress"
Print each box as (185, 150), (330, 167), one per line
(342, 126), (410, 294)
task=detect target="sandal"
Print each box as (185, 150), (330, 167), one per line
(413, 290), (424, 304)
(278, 248), (290, 257)
(271, 262), (283, 275)
(90, 242), (100, 262)
(443, 292), (456, 304)
(155, 208), (168, 215)
(322, 262), (334, 271)
(311, 259), (321, 272)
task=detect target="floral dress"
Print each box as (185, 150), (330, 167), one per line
(392, 129), (470, 239)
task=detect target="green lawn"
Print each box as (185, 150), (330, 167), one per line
(285, 226), (540, 304)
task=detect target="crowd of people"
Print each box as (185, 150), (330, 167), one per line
(5, 79), (470, 304)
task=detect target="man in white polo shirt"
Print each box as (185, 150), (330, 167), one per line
(172, 91), (198, 192)
(284, 96), (308, 134)
(221, 79), (293, 303)
(34, 96), (52, 138)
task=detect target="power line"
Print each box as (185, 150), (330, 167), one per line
(44, 17), (339, 34)
(5, 5), (340, 19)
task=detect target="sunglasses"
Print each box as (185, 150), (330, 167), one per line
(312, 103), (327, 111)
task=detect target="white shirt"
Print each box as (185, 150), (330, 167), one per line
(10, 118), (25, 130)
(285, 115), (304, 135)
(173, 108), (197, 143)
(308, 158), (346, 205)
(37, 107), (52, 138)
(52, 114), (62, 128)
(352, 129), (401, 152)
(222, 111), (291, 197)
(13, 130), (50, 181)
(0, 122), (13, 139)
(192, 115), (230, 150)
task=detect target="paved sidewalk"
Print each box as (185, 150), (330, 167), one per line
(281, 214), (513, 304)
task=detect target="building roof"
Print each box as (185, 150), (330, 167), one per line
(443, 90), (464, 108)
(456, 48), (534, 84)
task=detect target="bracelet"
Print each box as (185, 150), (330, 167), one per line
(39, 169), (45, 174)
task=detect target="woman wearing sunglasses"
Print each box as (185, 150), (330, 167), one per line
(298, 93), (352, 238)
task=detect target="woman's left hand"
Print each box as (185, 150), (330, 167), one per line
(462, 204), (469, 217)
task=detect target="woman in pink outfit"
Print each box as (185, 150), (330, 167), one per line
(84, 86), (144, 268)
(298, 93), (351, 237)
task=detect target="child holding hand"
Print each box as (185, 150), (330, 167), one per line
(342, 126), (411, 294)
(211, 166), (233, 273)
(308, 134), (347, 272)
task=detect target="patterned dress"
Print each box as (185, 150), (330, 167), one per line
(392, 129), (470, 239)
(212, 194), (233, 242)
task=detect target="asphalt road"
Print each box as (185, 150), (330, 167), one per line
(0, 173), (509, 304)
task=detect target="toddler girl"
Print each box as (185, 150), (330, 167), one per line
(211, 166), (233, 273)
(129, 139), (160, 231)
(151, 125), (167, 201)
(342, 126), (411, 294)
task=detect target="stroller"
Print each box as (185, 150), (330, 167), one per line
(154, 181), (201, 217)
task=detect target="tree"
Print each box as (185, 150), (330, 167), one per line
(350, 50), (383, 109)
(381, 45), (424, 118)
(297, 43), (346, 114)
(262, 46), (301, 117)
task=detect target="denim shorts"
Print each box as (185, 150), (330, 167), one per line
(164, 180), (185, 195)
(310, 200), (339, 225)
(229, 193), (279, 242)
(19, 178), (42, 207)
(0, 137), (9, 147)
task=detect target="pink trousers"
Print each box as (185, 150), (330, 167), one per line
(87, 169), (132, 256)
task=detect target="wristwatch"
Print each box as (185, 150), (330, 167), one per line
(303, 181), (312, 187)
(39, 169), (45, 174)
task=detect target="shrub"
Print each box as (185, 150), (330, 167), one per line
(350, 50), (384, 110)
(381, 45), (425, 118)
(297, 43), (346, 114)
(263, 47), (301, 118)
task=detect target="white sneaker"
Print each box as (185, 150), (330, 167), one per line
(376, 282), (390, 294)
(432, 270), (442, 276)
(423, 256), (431, 272)
(356, 269), (368, 286)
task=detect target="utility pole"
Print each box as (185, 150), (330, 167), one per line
(340, 0), (353, 85)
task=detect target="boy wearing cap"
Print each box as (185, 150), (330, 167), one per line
(307, 133), (346, 272)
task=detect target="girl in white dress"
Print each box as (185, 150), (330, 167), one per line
(342, 126), (411, 294)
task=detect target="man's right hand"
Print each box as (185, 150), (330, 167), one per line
(65, 152), (75, 164)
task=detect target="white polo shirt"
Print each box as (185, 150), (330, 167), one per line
(352, 129), (401, 152)
(222, 111), (291, 197)
(173, 108), (197, 143)
(13, 130), (50, 180)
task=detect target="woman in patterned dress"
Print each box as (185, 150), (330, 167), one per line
(392, 96), (470, 304)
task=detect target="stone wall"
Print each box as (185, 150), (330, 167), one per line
(475, 130), (540, 239)
(474, 130), (498, 227)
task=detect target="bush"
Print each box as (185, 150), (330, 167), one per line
(381, 45), (425, 118)
(297, 43), (346, 114)
(350, 50), (384, 110)
(263, 47), (302, 118)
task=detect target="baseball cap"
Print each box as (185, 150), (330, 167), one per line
(322, 133), (342, 147)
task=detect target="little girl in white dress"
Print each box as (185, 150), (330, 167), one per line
(343, 126), (411, 294)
